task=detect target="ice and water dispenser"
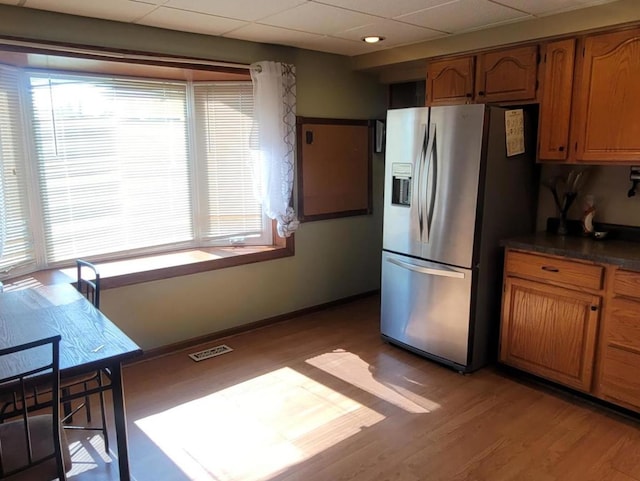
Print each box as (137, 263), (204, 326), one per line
(391, 163), (412, 206)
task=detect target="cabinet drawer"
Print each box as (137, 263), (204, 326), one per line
(606, 297), (640, 352)
(600, 346), (640, 410)
(612, 269), (640, 299)
(505, 251), (603, 290)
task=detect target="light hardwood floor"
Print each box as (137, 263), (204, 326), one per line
(67, 295), (640, 481)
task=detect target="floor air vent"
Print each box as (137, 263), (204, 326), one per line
(188, 344), (233, 362)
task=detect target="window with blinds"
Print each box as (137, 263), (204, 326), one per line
(0, 65), (35, 274)
(30, 74), (193, 262)
(193, 82), (267, 243)
(0, 68), (269, 275)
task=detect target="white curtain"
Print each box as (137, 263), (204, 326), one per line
(250, 61), (299, 238)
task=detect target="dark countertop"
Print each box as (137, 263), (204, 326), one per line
(501, 232), (640, 271)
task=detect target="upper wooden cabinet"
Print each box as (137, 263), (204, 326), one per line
(426, 56), (475, 106)
(538, 39), (576, 161)
(475, 45), (539, 103)
(426, 45), (539, 106)
(572, 27), (640, 163)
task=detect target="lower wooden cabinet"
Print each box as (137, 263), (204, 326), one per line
(599, 345), (640, 410)
(501, 249), (640, 412)
(500, 276), (600, 392)
(597, 270), (640, 410)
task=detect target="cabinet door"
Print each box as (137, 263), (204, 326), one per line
(597, 268), (640, 411)
(475, 45), (538, 103)
(500, 277), (600, 392)
(599, 297), (640, 410)
(538, 39), (576, 161)
(426, 56), (475, 106)
(573, 28), (640, 162)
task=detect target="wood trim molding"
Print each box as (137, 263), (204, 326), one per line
(0, 35), (251, 81)
(0, 34), (250, 73)
(3, 236), (294, 291)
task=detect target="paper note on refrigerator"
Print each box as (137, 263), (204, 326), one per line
(505, 109), (525, 157)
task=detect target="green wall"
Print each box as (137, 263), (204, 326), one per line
(0, 5), (387, 350)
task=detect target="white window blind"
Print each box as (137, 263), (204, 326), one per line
(193, 82), (268, 244)
(0, 64), (35, 273)
(0, 69), (271, 276)
(29, 73), (193, 263)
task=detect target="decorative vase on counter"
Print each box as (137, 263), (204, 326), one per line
(557, 192), (577, 235)
(543, 169), (590, 236)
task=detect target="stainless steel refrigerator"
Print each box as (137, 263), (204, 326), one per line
(381, 104), (538, 372)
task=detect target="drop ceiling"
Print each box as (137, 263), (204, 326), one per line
(0, 0), (621, 56)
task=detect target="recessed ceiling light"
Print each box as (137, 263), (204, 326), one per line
(362, 36), (385, 44)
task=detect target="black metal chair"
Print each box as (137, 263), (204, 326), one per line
(76, 259), (100, 309)
(0, 335), (71, 480)
(60, 259), (109, 451)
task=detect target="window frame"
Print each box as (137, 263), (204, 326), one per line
(0, 39), (294, 286)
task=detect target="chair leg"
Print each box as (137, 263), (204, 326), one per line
(98, 371), (109, 452)
(55, 427), (68, 481)
(57, 450), (68, 481)
(62, 387), (73, 423)
(84, 381), (92, 423)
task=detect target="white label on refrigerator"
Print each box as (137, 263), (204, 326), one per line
(392, 163), (412, 178)
(505, 109), (525, 157)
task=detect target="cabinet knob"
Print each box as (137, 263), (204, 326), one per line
(478, 91), (485, 96)
(558, 146), (565, 152)
(590, 305), (598, 311)
(466, 93), (472, 98)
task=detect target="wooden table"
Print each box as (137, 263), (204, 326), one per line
(0, 284), (142, 481)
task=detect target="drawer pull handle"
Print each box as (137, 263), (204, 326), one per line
(541, 266), (559, 273)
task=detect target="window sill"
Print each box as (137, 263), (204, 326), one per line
(3, 237), (294, 291)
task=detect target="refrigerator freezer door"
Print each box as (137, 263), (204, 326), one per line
(382, 107), (430, 259)
(421, 104), (486, 268)
(381, 250), (472, 367)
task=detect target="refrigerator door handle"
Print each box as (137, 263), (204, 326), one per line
(387, 257), (465, 279)
(421, 123), (437, 244)
(414, 123), (428, 243)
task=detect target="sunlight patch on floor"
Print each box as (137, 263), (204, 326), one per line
(67, 434), (113, 477)
(134, 367), (384, 481)
(306, 349), (441, 414)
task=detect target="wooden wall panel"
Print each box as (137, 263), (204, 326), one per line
(297, 118), (372, 222)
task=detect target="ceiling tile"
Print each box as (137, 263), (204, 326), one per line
(164, 0), (307, 22)
(130, 0), (167, 5)
(24, 0), (157, 22)
(225, 23), (325, 45)
(304, 36), (380, 56)
(398, 0), (530, 33)
(491, 0), (618, 16)
(258, 2), (380, 36)
(6, 0), (624, 57)
(335, 19), (446, 47)
(312, 0), (457, 19)
(137, 6), (248, 35)
(225, 23), (374, 56)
